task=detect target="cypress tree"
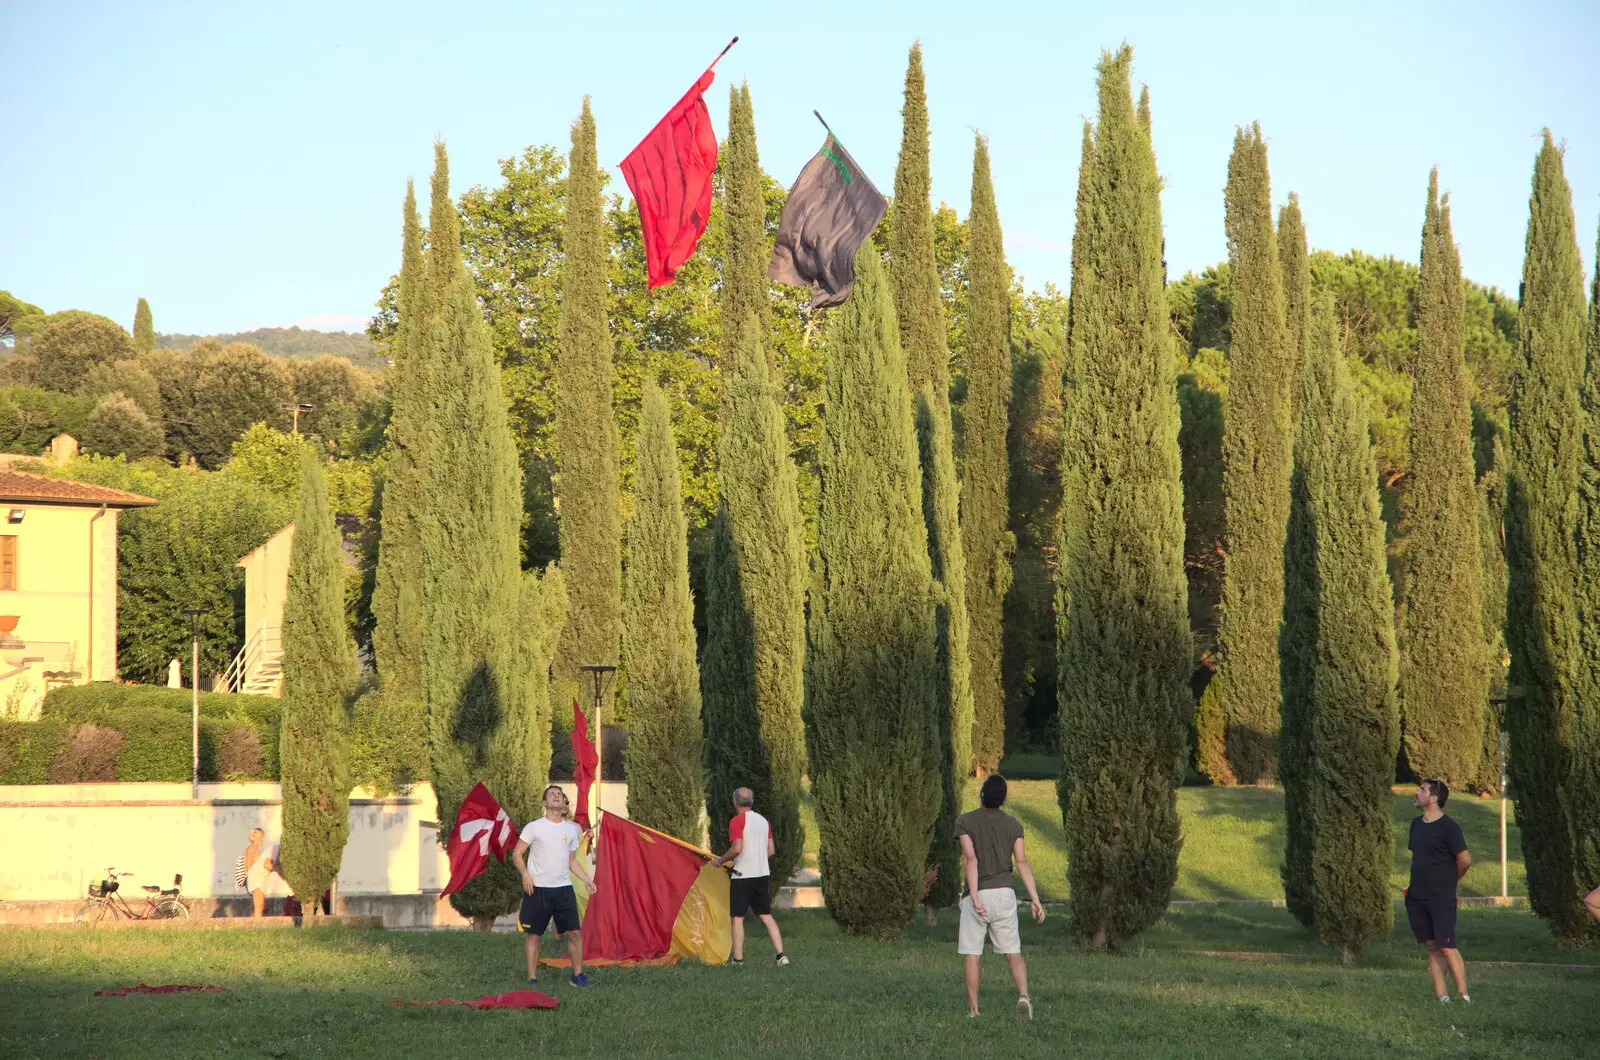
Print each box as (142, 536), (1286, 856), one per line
(701, 310), (807, 889)
(1574, 217), (1600, 938)
(622, 384), (705, 841)
(132, 298), (154, 356)
(415, 143), (540, 926)
(371, 181), (429, 784)
(1278, 195), (1310, 424)
(278, 447), (357, 909)
(1217, 123), (1292, 784)
(1470, 435), (1510, 797)
(721, 83), (770, 372)
(805, 245), (941, 939)
(962, 133), (1012, 775)
(890, 41), (974, 912)
(1400, 172), (1485, 784)
(1282, 296), (1400, 961)
(1056, 47), (1189, 949)
(554, 100), (623, 731)
(1505, 131), (1589, 943)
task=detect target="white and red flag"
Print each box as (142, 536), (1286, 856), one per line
(440, 782), (516, 899)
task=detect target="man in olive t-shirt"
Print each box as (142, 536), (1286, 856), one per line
(953, 774), (1045, 1019)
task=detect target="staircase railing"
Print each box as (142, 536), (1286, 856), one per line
(222, 624), (282, 695)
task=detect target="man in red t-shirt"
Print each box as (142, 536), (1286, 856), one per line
(710, 787), (790, 967)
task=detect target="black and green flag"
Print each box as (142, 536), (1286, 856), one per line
(769, 130), (887, 308)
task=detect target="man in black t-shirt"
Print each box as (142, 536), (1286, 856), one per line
(1405, 778), (1472, 1003)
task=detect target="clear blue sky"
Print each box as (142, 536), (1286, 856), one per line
(3, 0), (1597, 337)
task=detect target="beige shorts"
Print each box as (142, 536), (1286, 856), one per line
(958, 888), (1021, 955)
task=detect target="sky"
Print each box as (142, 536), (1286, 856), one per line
(3, 0), (1598, 338)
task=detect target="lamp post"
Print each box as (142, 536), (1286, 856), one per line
(279, 402), (314, 435)
(1492, 690), (1509, 901)
(576, 665), (616, 828)
(184, 608), (207, 800)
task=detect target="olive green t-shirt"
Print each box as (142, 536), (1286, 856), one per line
(953, 808), (1025, 892)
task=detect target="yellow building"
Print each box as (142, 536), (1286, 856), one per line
(0, 462), (156, 719)
(227, 523), (293, 696)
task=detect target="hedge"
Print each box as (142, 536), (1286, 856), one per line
(0, 683), (284, 784)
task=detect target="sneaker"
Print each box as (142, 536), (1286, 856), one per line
(569, 973), (590, 988)
(1439, 995), (1450, 1003)
(729, 958), (743, 967)
(967, 1011), (977, 1019)
(527, 977), (538, 987)
(1017, 996), (1033, 1019)
(775, 953), (790, 967)
(1461, 995), (1471, 1003)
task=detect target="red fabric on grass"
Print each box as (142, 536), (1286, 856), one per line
(581, 814), (706, 962)
(95, 984), (223, 996)
(619, 68), (718, 289)
(391, 990), (558, 1010)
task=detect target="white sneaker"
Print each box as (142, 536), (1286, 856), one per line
(1016, 996), (1033, 1019)
(1439, 995), (1450, 1003)
(1461, 995), (1471, 1003)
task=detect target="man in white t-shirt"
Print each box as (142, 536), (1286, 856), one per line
(709, 787), (789, 967)
(512, 785), (598, 988)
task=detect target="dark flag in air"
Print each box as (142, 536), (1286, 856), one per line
(769, 131), (887, 308)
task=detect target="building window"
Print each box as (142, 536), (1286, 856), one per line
(0, 536), (15, 590)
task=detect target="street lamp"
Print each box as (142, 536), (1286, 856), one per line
(577, 665), (617, 827)
(279, 402), (314, 435)
(184, 608), (207, 800)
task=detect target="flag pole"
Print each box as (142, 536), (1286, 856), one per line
(709, 36), (739, 70)
(813, 110), (835, 137)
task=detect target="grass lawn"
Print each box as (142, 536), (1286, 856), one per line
(801, 781), (1525, 901)
(3, 907), (1595, 1058)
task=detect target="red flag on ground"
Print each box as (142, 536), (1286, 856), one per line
(581, 814), (708, 962)
(440, 782), (517, 899)
(391, 990), (559, 1010)
(571, 698), (599, 830)
(619, 39), (737, 288)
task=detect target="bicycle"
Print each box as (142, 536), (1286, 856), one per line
(74, 869), (190, 923)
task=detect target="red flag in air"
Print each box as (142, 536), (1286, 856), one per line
(570, 699), (599, 831)
(620, 41), (736, 289)
(581, 814), (708, 962)
(440, 782), (516, 899)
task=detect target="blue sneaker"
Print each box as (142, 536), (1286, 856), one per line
(569, 972), (590, 988)
(527, 977), (538, 987)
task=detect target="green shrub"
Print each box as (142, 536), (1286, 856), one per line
(39, 683), (280, 780)
(47, 723), (125, 782)
(0, 720), (69, 783)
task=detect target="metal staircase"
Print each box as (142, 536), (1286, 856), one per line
(222, 624), (283, 697)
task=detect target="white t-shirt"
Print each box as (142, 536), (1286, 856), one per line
(729, 810), (771, 879)
(520, 817), (582, 888)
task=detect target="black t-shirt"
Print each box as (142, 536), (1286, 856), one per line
(1407, 813), (1467, 899)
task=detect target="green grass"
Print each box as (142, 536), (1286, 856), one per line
(2, 908), (1594, 1058)
(801, 782), (1525, 900)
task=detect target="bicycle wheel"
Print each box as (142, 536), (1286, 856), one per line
(75, 898), (117, 924)
(154, 898), (190, 920)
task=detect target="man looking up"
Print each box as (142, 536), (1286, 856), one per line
(955, 774), (1044, 1019)
(512, 785), (598, 988)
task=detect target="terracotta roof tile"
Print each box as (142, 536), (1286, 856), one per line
(0, 470), (158, 508)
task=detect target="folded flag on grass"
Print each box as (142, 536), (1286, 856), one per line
(96, 984), (223, 996)
(581, 813), (731, 964)
(391, 990), (558, 1010)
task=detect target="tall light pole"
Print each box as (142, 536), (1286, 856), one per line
(577, 665), (616, 828)
(279, 402), (314, 435)
(184, 608), (207, 800)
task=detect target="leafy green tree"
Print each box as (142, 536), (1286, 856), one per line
(621, 384), (704, 841)
(0, 385), (96, 453)
(133, 299), (154, 356)
(805, 245), (940, 938)
(84, 358), (162, 419)
(413, 142), (543, 927)
(174, 342), (292, 468)
(0, 291), (45, 345)
(1280, 296), (1400, 961)
(31, 311), (136, 394)
(1505, 131), (1590, 943)
(961, 133), (1013, 776)
(1217, 123), (1291, 785)
(81, 392), (164, 459)
(1400, 172), (1485, 785)
(553, 101), (623, 730)
(1056, 47), (1189, 949)
(278, 448), (356, 908)
(891, 42), (973, 911)
(287, 356), (380, 445)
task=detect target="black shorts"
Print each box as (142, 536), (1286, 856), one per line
(729, 875), (772, 917)
(1405, 894), (1459, 948)
(519, 886), (581, 935)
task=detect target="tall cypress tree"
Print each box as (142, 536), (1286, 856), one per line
(1217, 123), (1292, 784)
(1056, 47), (1189, 949)
(890, 41), (973, 912)
(721, 83), (770, 371)
(132, 298), (154, 356)
(805, 245), (941, 939)
(554, 100), (623, 728)
(1278, 194), (1310, 424)
(622, 383), (705, 842)
(962, 133), (1013, 775)
(1282, 296), (1400, 961)
(278, 447), (356, 909)
(1400, 172), (1485, 784)
(1471, 435), (1510, 797)
(701, 309), (807, 889)
(372, 181), (429, 784)
(1574, 217), (1600, 939)
(415, 143), (540, 926)
(1506, 131), (1589, 943)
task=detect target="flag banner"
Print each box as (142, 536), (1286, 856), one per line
(580, 814), (730, 964)
(390, 990), (559, 1010)
(621, 68), (719, 289)
(96, 984), (223, 997)
(571, 698), (599, 831)
(440, 781), (516, 899)
(769, 131), (887, 308)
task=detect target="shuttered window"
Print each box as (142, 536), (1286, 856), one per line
(0, 536), (15, 591)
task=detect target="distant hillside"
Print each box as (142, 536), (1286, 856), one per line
(155, 326), (387, 370)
